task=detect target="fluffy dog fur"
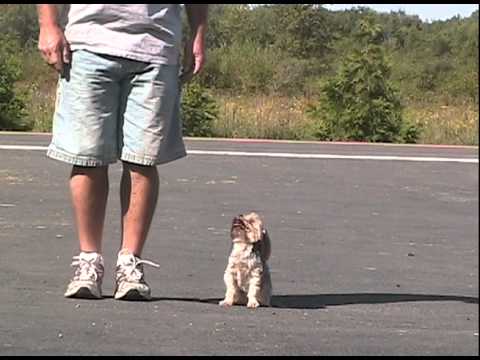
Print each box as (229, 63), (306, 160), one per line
(219, 212), (272, 308)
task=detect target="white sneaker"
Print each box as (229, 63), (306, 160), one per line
(114, 249), (160, 301)
(64, 252), (104, 299)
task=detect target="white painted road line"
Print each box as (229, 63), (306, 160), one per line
(0, 145), (48, 151)
(187, 150), (478, 163)
(0, 144), (477, 163)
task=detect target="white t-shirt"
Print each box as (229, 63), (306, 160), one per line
(61, 4), (182, 65)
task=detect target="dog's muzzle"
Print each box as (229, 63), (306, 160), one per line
(232, 216), (245, 228)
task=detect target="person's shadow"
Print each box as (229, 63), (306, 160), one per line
(146, 293), (478, 309)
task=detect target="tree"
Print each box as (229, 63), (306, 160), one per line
(0, 4), (39, 46)
(270, 4), (332, 59)
(309, 18), (420, 143)
(180, 82), (218, 137)
(0, 34), (28, 130)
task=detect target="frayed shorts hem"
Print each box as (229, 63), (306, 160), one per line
(46, 147), (117, 167)
(47, 146), (187, 167)
(121, 149), (187, 166)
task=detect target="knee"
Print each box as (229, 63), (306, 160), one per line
(122, 161), (158, 179)
(71, 165), (108, 178)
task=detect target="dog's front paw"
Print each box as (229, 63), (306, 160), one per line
(247, 299), (260, 308)
(219, 299), (234, 307)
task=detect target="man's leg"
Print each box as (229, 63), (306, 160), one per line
(46, 50), (123, 299)
(113, 61), (184, 300)
(120, 162), (159, 256)
(113, 162), (159, 300)
(64, 165), (109, 299)
(70, 165), (109, 252)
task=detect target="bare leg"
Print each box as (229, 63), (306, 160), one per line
(120, 162), (159, 256)
(69, 166), (109, 253)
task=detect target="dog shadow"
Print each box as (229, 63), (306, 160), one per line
(149, 293), (478, 309)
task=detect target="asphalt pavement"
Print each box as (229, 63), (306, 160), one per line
(0, 133), (478, 355)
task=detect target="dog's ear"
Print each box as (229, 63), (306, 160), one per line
(259, 228), (271, 262)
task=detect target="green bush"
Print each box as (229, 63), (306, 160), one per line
(0, 4), (39, 46)
(308, 19), (421, 143)
(0, 34), (29, 130)
(417, 59), (454, 92)
(199, 41), (320, 96)
(200, 41), (279, 94)
(180, 82), (218, 137)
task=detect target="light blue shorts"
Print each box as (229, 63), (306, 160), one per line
(47, 50), (186, 167)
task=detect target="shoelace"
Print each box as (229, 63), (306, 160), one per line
(117, 254), (160, 282)
(71, 255), (103, 281)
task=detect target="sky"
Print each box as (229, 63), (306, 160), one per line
(324, 4), (479, 22)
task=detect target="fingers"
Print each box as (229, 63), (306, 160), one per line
(180, 37), (205, 85)
(39, 48), (62, 71)
(51, 50), (64, 73)
(42, 44), (71, 74)
(193, 53), (205, 75)
(38, 27), (70, 74)
(180, 54), (205, 85)
(191, 34), (206, 75)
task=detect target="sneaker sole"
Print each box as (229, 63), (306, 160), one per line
(115, 289), (151, 301)
(65, 287), (102, 299)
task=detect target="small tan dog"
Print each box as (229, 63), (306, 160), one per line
(219, 212), (272, 308)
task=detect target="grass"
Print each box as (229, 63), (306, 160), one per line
(212, 94), (317, 140)
(213, 94), (479, 145)
(14, 48), (57, 132)
(404, 100), (479, 146)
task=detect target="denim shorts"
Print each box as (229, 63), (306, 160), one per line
(47, 50), (186, 167)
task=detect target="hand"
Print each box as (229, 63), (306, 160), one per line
(38, 25), (71, 74)
(179, 35), (206, 85)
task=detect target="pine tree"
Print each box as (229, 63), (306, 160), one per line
(312, 18), (419, 143)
